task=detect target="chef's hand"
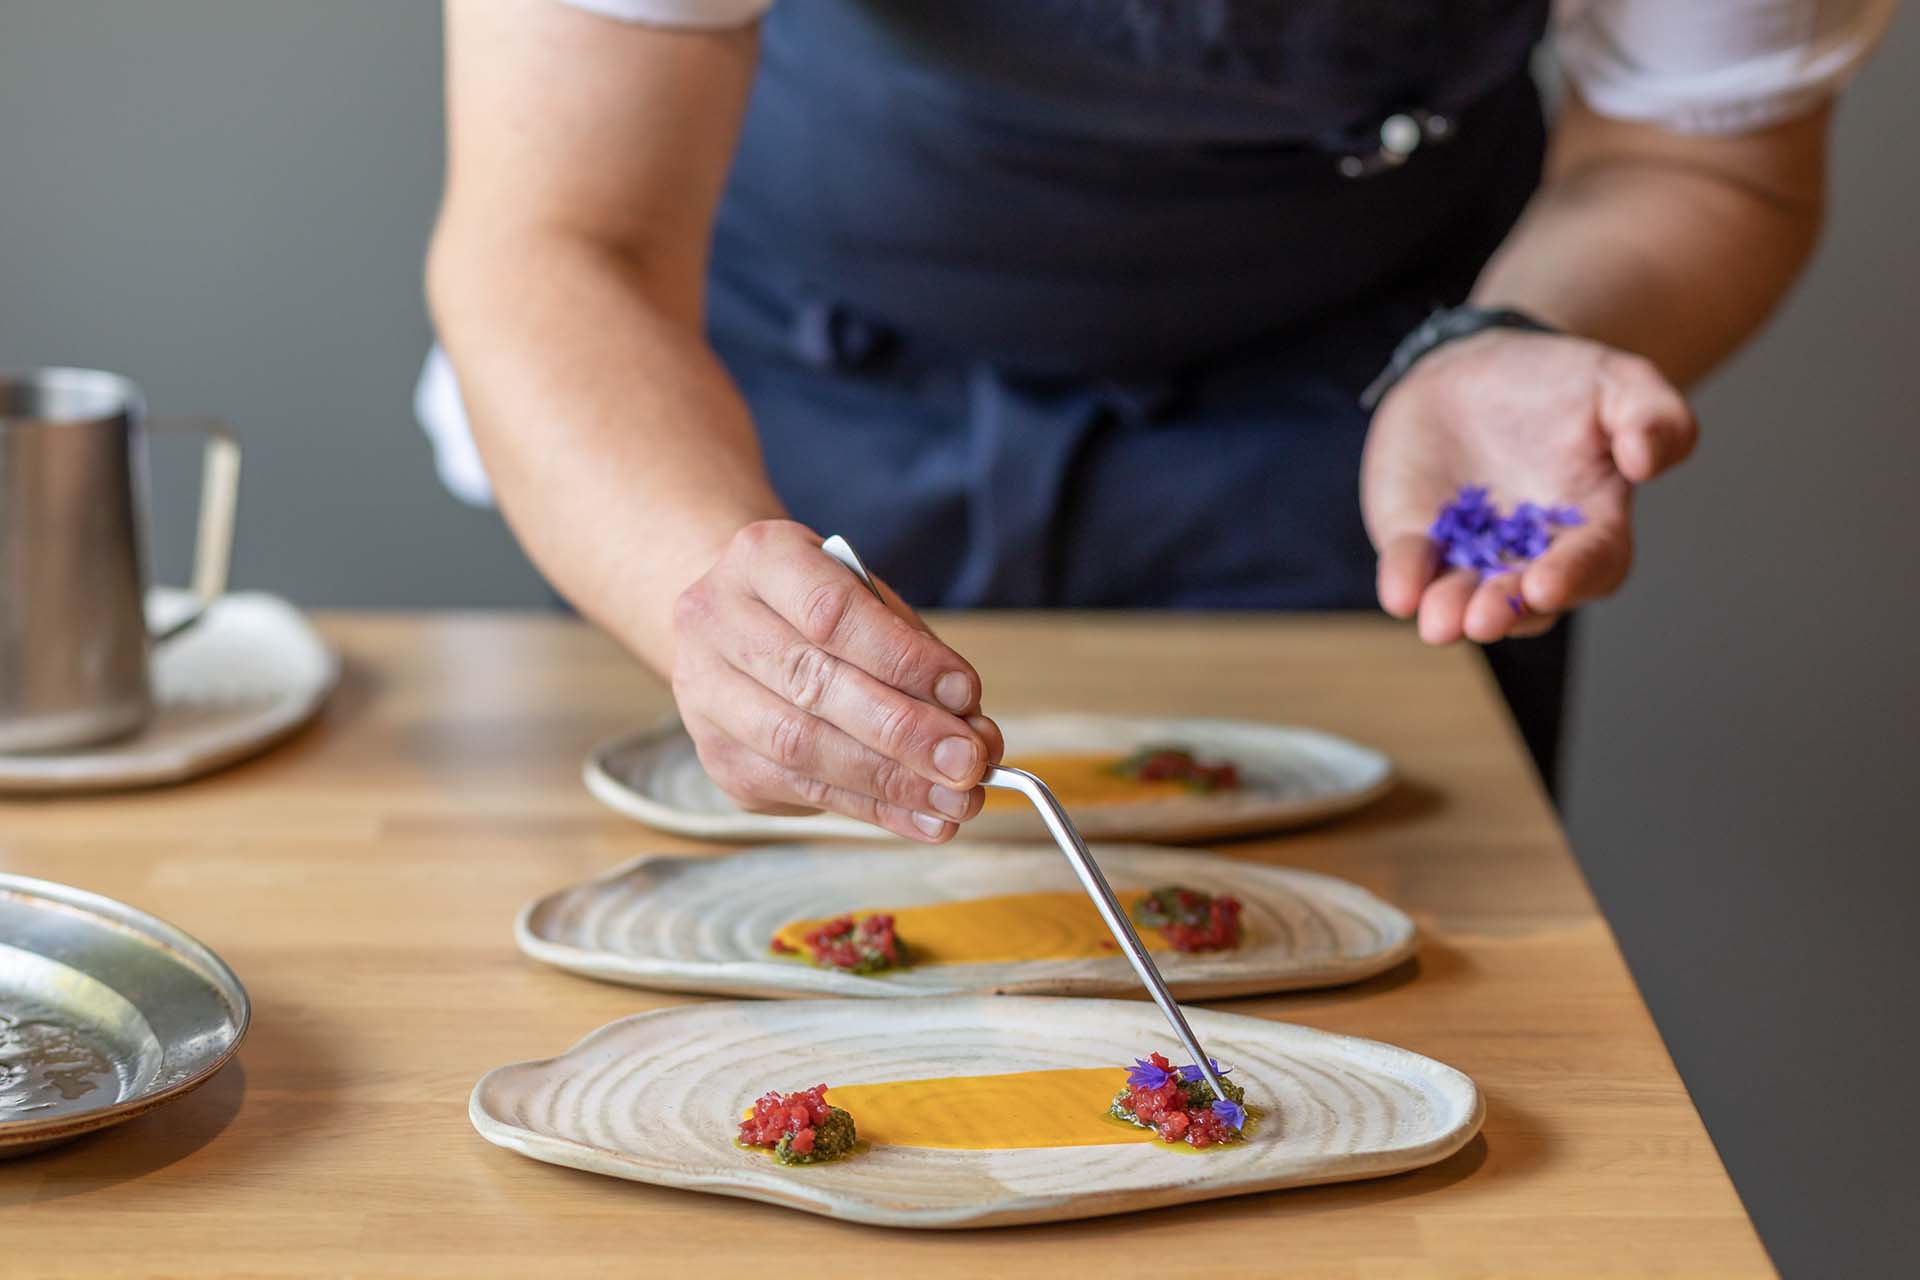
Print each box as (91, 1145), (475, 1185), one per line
(671, 519), (1003, 842)
(1360, 329), (1698, 645)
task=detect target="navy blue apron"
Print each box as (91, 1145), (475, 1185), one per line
(703, 0), (1569, 783)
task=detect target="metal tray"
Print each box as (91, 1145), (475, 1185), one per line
(0, 874), (249, 1155)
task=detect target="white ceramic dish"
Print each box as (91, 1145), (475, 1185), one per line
(518, 843), (1415, 1000)
(0, 590), (339, 794)
(470, 997), (1482, 1228)
(586, 713), (1394, 843)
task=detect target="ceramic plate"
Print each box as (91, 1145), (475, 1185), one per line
(519, 843), (1415, 999)
(0, 590), (339, 794)
(470, 997), (1481, 1228)
(586, 713), (1393, 842)
(0, 874), (250, 1156)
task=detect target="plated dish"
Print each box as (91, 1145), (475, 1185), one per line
(517, 843), (1416, 999)
(585, 713), (1394, 842)
(0, 874), (250, 1155)
(470, 996), (1482, 1228)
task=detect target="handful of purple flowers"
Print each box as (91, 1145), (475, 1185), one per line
(1430, 485), (1583, 579)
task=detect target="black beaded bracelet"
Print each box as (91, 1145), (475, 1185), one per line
(1359, 305), (1560, 410)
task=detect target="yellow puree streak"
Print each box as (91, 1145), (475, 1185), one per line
(744, 1071), (1256, 1152)
(980, 753), (1196, 811)
(773, 889), (1172, 965)
(830, 1068), (1152, 1149)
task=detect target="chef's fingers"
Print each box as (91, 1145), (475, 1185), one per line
(1504, 608), (1562, 640)
(684, 725), (816, 817)
(714, 657), (983, 827)
(1463, 571), (1535, 644)
(1599, 353), (1699, 484)
(1416, 567), (1482, 645)
(733, 520), (986, 717)
(706, 591), (993, 793)
(1519, 520), (1633, 615)
(1377, 532), (1440, 620)
(968, 713), (1006, 766)
(682, 664), (974, 841)
(870, 563), (1005, 753)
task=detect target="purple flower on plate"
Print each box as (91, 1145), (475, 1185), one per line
(1126, 1057), (1170, 1090)
(1211, 1099), (1247, 1131)
(1430, 486), (1584, 580)
(1176, 1059), (1233, 1083)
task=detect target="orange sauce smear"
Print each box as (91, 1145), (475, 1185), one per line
(773, 890), (1179, 965)
(980, 753), (1198, 811)
(830, 1068), (1147, 1149)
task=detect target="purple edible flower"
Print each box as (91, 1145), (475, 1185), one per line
(1546, 505), (1585, 527)
(1211, 1099), (1247, 1131)
(1126, 1057), (1170, 1090)
(1177, 1059), (1233, 1083)
(1429, 486), (1583, 580)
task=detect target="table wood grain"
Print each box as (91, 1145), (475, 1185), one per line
(0, 613), (1772, 1277)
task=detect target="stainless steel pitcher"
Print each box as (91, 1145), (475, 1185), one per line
(0, 368), (240, 753)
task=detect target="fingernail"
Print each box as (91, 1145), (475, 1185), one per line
(934, 736), (979, 785)
(913, 812), (947, 838)
(929, 785), (970, 819)
(934, 672), (973, 713)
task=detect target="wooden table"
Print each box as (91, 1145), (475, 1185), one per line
(0, 614), (1770, 1277)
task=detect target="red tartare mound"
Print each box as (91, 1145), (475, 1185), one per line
(797, 913), (903, 972)
(1115, 1052), (1245, 1148)
(1161, 895), (1243, 953)
(1133, 886), (1245, 953)
(739, 1084), (833, 1156)
(1119, 747), (1240, 793)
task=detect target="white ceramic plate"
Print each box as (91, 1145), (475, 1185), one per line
(470, 997), (1482, 1228)
(518, 843), (1415, 1000)
(586, 713), (1394, 843)
(0, 590), (339, 794)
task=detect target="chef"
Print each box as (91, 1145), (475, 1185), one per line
(419, 0), (1893, 839)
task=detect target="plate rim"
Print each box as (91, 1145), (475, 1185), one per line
(514, 842), (1419, 1000)
(0, 873), (252, 1152)
(583, 712), (1397, 842)
(469, 997), (1485, 1229)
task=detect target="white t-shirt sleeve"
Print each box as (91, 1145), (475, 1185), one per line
(1554, 0), (1899, 133)
(559, 2), (1893, 133)
(558, 0), (774, 28)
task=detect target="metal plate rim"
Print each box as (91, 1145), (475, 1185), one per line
(0, 872), (251, 1152)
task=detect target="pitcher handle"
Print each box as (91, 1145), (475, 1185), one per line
(145, 416), (242, 644)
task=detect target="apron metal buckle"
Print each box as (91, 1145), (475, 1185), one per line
(1337, 110), (1454, 179)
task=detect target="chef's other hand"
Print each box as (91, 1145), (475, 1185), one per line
(671, 519), (1003, 842)
(1360, 329), (1699, 646)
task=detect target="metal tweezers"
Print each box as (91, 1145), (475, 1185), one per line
(821, 535), (1230, 1104)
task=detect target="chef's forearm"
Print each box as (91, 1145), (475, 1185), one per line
(1473, 92), (1829, 388)
(426, 229), (784, 673)
(429, 2), (768, 674)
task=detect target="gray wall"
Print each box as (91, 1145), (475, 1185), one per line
(3, 4), (1915, 1274)
(0, 0), (545, 606)
(1562, 8), (1920, 1269)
